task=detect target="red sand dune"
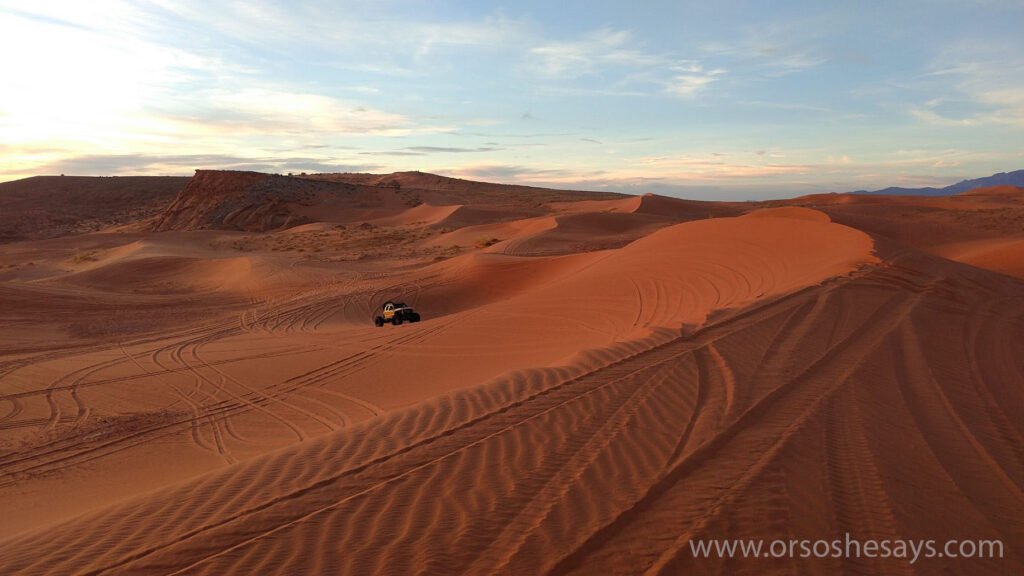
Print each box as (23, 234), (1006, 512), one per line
(957, 184), (1024, 198)
(547, 195), (644, 213)
(933, 237), (1024, 279)
(0, 173), (1022, 575)
(781, 187), (1024, 279)
(369, 203), (464, 227)
(744, 205), (832, 222)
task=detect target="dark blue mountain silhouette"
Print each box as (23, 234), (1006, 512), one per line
(851, 169), (1024, 196)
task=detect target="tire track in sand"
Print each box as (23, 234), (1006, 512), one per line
(119, 343), (214, 455)
(550, 288), (920, 576)
(65, 281), (839, 575)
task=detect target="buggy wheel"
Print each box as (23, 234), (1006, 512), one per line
(374, 316), (384, 327)
(410, 312), (420, 322)
(393, 315), (402, 325)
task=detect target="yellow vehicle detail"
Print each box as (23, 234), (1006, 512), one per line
(375, 301), (420, 326)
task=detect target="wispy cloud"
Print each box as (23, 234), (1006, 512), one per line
(629, 157), (812, 179)
(135, 2), (531, 73)
(1, 2), (1021, 196)
(405, 146), (503, 153)
(699, 19), (828, 77)
(408, 13), (529, 60)
(527, 28), (661, 78)
(442, 164), (605, 183)
(10, 154), (382, 177)
(610, 147), (997, 192)
(359, 151), (425, 157)
(663, 62), (727, 97)
(0, 3), (457, 178)
(913, 42), (1024, 127)
(526, 28), (724, 99)
(159, 88), (427, 136)
(360, 146), (504, 157)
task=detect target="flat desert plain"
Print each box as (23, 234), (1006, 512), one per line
(0, 171), (1022, 574)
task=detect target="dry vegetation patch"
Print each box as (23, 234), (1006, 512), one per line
(216, 223), (467, 261)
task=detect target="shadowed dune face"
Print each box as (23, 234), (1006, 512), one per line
(59, 255), (255, 294)
(368, 203), (463, 227)
(779, 188), (1024, 279)
(0, 173), (1022, 575)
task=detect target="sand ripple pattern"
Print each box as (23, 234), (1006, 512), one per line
(0, 247), (1021, 574)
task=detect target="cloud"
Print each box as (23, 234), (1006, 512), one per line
(532, 86), (648, 97)
(637, 162), (812, 180)
(887, 149), (974, 168)
(0, 5), (456, 179)
(160, 88), (422, 136)
(441, 164), (605, 183)
(18, 154), (382, 177)
(432, 155), (992, 201)
(527, 28), (662, 78)
(342, 85), (382, 95)
(359, 146), (504, 157)
(914, 42), (1024, 127)
(663, 63), (727, 97)
(608, 147), (1003, 193)
(0, 1), (513, 184)
(466, 131), (577, 139)
(408, 13), (529, 60)
(0, 4), (230, 145)
(700, 19), (828, 77)
(404, 146), (503, 153)
(526, 28), (725, 99)
(138, 2), (531, 76)
(0, 2), (441, 181)
(738, 100), (837, 114)
(908, 106), (981, 127)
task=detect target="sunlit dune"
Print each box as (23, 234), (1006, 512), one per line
(0, 172), (1021, 574)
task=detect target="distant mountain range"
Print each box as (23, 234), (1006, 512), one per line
(852, 169), (1024, 196)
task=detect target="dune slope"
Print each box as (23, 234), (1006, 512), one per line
(1, 245), (1021, 574)
(1, 179), (1022, 575)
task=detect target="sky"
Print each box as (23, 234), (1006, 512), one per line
(1, 1), (1023, 199)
